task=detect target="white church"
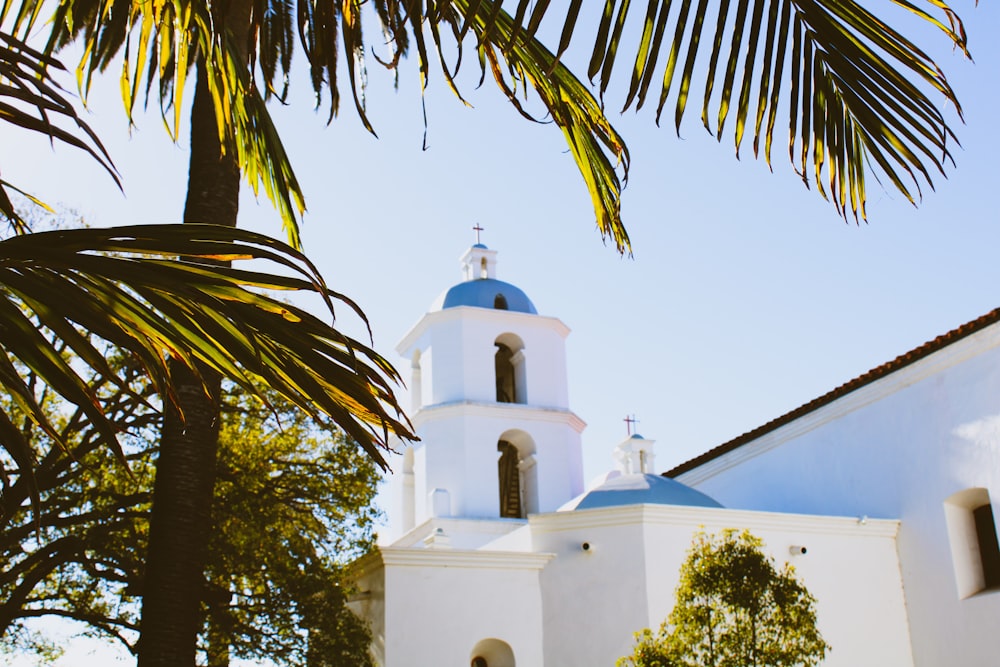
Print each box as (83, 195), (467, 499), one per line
(350, 243), (1000, 666)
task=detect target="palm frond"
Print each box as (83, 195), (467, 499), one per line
(465, 0), (966, 220)
(47, 0), (308, 249)
(45, 0), (968, 248)
(453, 0), (631, 253)
(285, 0), (964, 237)
(0, 30), (119, 233)
(0, 223), (413, 511)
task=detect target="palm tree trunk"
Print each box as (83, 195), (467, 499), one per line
(136, 59), (240, 667)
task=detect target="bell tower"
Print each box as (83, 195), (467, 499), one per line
(388, 244), (585, 540)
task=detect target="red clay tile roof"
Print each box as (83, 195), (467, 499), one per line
(665, 307), (1000, 478)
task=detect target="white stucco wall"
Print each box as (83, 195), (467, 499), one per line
(531, 505), (911, 667)
(355, 549), (551, 667)
(360, 504), (910, 667)
(406, 405), (584, 521)
(677, 323), (1000, 667)
(397, 307), (572, 411)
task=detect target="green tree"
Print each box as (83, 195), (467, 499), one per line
(204, 387), (378, 667)
(620, 529), (829, 667)
(0, 351), (378, 667)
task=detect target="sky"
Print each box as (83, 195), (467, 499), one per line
(4, 1), (1000, 663)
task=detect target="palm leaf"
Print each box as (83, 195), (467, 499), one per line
(45, 0), (308, 249)
(0, 223), (414, 513)
(439, 0), (631, 253)
(0, 30), (119, 232)
(41, 0), (969, 255)
(456, 0), (966, 220)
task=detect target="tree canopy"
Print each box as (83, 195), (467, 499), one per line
(0, 349), (378, 667)
(620, 529), (829, 667)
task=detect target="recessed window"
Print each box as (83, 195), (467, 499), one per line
(495, 343), (516, 403)
(498, 440), (522, 518)
(494, 334), (526, 404)
(494, 293), (508, 310)
(944, 488), (1000, 598)
(496, 430), (538, 518)
(974, 503), (1000, 589)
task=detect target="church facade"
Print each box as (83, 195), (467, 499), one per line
(350, 245), (999, 666)
(670, 309), (1000, 667)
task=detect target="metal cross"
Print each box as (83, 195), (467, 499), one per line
(473, 224), (484, 244)
(624, 415), (639, 436)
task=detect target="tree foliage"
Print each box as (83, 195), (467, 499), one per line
(1, 0), (967, 256)
(0, 29), (118, 230)
(204, 387), (378, 667)
(28, 0), (967, 254)
(0, 349), (378, 667)
(620, 529), (829, 667)
(0, 216), (411, 508)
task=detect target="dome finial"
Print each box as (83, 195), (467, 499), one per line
(472, 223), (485, 246)
(461, 240), (498, 281)
(615, 429), (655, 474)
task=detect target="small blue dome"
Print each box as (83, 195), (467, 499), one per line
(431, 279), (537, 314)
(561, 473), (723, 511)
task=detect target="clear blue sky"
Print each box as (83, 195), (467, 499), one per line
(4, 6), (1000, 660)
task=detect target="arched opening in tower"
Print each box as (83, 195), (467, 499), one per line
(497, 440), (523, 518)
(495, 343), (516, 403)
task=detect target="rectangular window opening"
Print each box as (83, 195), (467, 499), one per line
(973, 503), (1000, 590)
(944, 488), (1000, 598)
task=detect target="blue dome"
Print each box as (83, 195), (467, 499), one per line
(431, 278), (537, 314)
(561, 473), (723, 511)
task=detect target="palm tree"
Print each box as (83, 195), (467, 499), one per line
(0, 23), (412, 666)
(0, 22), (409, 474)
(21, 0), (971, 664)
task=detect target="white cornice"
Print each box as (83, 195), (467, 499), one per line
(412, 401), (587, 432)
(529, 504), (899, 538)
(352, 508), (895, 576)
(377, 547), (555, 570)
(391, 516), (527, 548)
(396, 306), (571, 354)
(677, 322), (1000, 486)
